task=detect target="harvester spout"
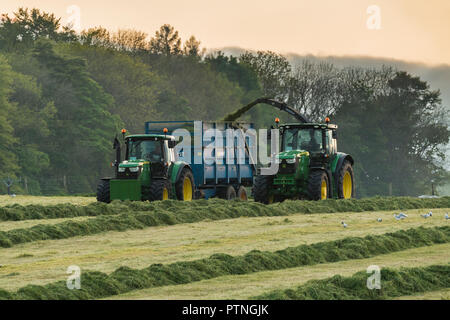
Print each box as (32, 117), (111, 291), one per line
(222, 97), (309, 123)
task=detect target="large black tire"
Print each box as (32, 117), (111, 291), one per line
(307, 170), (329, 201)
(337, 160), (355, 199)
(218, 185), (236, 200)
(253, 175), (274, 204)
(237, 186), (248, 201)
(175, 168), (195, 201)
(96, 179), (110, 203)
(149, 179), (171, 201)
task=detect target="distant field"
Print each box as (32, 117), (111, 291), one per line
(0, 196), (448, 300)
(0, 195), (96, 206)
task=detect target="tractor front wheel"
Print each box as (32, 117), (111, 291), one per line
(176, 168), (194, 201)
(149, 179), (171, 201)
(307, 170), (329, 201)
(96, 179), (110, 203)
(253, 175), (275, 204)
(337, 160), (355, 199)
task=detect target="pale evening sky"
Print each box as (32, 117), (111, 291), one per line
(2, 0), (450, 66)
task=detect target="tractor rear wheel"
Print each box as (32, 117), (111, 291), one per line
(337, 160), (355, 199)
(218, 185), (236, 200)
(149, 179), (171, 201)
(96, 179), (110, 203)
(253, 175), (275, 204)
(176, 168), (194, 201)
(237, 186), (248, 201)
(307, 170), (329, 201)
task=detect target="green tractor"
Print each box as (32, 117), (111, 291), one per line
(224, 98), (355, 203)
(96, 130), (194, 203)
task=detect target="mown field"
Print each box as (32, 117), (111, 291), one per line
(0, 196), (449, 300)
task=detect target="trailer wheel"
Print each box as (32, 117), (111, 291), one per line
(176, 168), (194, 201)
(237, 186), (248, 201)
(149, 179), (171, 201)
(96, 179), (110, 203)
(218, 185), (236, 200)
(253, 175), (274, 204)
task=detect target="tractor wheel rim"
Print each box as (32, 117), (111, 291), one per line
(162, 188), (169, 200)
(183, 177), (193, 201)
(343, 171), (352, 199)
(321, 180), (327, 200)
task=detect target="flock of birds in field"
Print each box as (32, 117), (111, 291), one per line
(341, 211), (449, 228)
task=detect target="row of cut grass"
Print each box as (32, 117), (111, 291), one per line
(107, 243), (450, 300)
(1, 196), (449, 222)
(253, 264), (450, 300)
(0, 225), (448, 300)
(1, 197), (449, 248)
(2, 208), (447, 291)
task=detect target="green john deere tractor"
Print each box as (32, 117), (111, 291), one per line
(224, 98), (355, 203)
(96, 130), (194, 203)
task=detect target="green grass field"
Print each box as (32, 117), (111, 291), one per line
(0, 196), (449, 300)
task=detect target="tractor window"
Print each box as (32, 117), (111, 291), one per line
(128, 139), (164, 162)
(282, 128), (323, 152)
(326, 130), (337, 154)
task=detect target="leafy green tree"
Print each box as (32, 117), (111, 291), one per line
(0, 55), (19, 186)
(149, 24), (182, 55)
(32, 40), (120, 193)
(183, 36), (204, 57)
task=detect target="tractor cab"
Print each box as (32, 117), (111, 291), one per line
(280, 121), (338, 165)
(117, 134), (177, 180)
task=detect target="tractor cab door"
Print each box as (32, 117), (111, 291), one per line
(324, 129), (337, 156)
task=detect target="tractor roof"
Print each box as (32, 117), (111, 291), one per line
(125, 134), (177, 141)
(280, 123), (338, 130)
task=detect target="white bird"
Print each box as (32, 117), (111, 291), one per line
(377, 218), (383, 222)
(341, 221), (348, 228)
(10, 194), (16, 198)
(394, 213), (407, 220)
(421, 211), (433, 219)
(445, 213), (449, 220)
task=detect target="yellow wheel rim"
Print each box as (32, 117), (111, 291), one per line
(162, 188), (169, 200)
(321, 179), (328, 200)
(183, 177), (193, 201)
(343, 171), (352, 199)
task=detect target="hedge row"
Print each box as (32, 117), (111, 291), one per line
(253, 264), (450, 300)
(1, 196), (449, 222)
(0, 226), (448, 300)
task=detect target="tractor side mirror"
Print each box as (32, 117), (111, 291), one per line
(332, 131), (338, 139)
(168, 140), (176, 149)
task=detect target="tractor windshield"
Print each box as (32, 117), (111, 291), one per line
(282, 128), (323, 152)
(127, 139), (164, 162)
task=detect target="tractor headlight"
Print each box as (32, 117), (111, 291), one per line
(118, 167), (125, 172)
(129, 167), (140, 173)
(286, 158), (296, 164)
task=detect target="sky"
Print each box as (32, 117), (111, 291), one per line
(2, 0), (450, 66)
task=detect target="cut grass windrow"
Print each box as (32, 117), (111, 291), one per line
(1, 197), (450, 248)
(1, 196), (449, 222)
(252, 264), (450, 300)
(0, 225), (448, 300)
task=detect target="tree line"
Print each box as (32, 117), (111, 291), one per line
(0, 8), (448, 197)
